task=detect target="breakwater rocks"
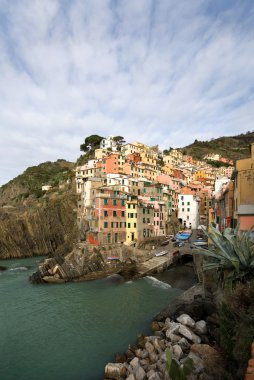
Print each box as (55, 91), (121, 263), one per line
(104, 286), (230, 380)
(104, 312), (226, 380)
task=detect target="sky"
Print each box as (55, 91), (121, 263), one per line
(0, 0), (254, 186)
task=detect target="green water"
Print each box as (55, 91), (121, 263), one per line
(0, 257), (183, 380)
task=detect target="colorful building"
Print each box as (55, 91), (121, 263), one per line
(234, 143), (254, 233)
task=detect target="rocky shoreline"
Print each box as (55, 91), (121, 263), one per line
(104, 284), (231, 380)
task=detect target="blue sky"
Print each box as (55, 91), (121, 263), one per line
(0, 0), (254, 185)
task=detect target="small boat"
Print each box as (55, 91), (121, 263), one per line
(155, 250), (168, 257)
(193, 239), (208, 247)
(175, 232), (192, 241)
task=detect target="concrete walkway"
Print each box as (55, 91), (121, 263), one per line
(135, 251), (174, 277)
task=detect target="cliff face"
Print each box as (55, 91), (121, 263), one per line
(0, 193), (77, 259)
(0, 160), (79, 260)
(0, 192), (78, 259)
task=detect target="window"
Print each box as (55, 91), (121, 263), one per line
(187, 208), (190, 212)
(182, 202), (184, 205)
(143, 218), (146, 223)
(143, 208), (145, 214)
(120, 222), (122, 228)
(115, 233), (118, 243)
(104, 211), (108, 217)
(128, 223), (131, 228)
(116, 222), (118, 228)
(121, 200), (125, 206)
(104, 222), (108, 228)
(133, 204), (136, 209)
(181, 196), (184, 200)
(147, 209), (150, 214)
(187, 202), (190, 205)
(182, 208), (184, 212)
(104, 199), (108, 205)
(121, 211), (125, 217)
(128, 204), (131, 209)
(111, 222), (114, 228)
(113, 211), (117, 217)
(134, 223), (136, 228)
(187, 216), (189, 220)
(147, 218), (150, 223)
(113, 199), (117, 206)
(107, 233), (111, 243)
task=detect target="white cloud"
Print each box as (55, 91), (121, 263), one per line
(0, 0), (254, 185)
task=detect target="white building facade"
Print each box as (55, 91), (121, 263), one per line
(178, 194), (200, 229)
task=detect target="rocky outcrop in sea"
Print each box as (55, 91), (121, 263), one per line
(104, 287), (231, 380)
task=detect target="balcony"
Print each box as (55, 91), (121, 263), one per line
(96, 193), (128, 199)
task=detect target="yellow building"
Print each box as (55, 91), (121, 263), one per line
(126, 197), (138, 243)
(234, 143), (254, 232)
(140, 151), (158, 167)
(125, 197), (155, 243)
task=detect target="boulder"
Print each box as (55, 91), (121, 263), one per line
(151, 321), (161, 332)
(156, 360), (166, 373)
(130, 357), (139, 369)
(126, 349), (135, 360)
(140, 358), (149, 367)
(195, 320), (207, 335)
(134, 365), (146, 380)
(167, 332), (181, 343)
(145, 341), (155, 355)
(149, 351), (158, 364)
(178, 324), (201, 344)
(147, 369), (155, 378)
(135, 348), (143, 358)
(153, 338), (163, 352)
(126, 375), (135, 380)
(154, 331), (164, 339)
(165, 322), (180, 337)
(148, 372), (162, 380)
(190, 343), (225, 377)
(177, 314), (196, 328)
(187, 352), (205, 374)
(104, 363), (126, 379)
(178, 337), (191, 351)
(173, 344), (184, 360)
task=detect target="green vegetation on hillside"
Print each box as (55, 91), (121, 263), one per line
(0, 159), (74, 203)
(178, 131), (254, 161)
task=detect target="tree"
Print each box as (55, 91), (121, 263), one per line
(80, 135), (104, 152)
(113, 136), (125, 150)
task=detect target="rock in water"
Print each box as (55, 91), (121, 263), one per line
(105, 363), (126, 379)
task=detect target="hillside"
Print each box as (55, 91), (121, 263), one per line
(0, 159), (75, 206)
(178, 131), (254, 161)
(0, 160), (78, 259)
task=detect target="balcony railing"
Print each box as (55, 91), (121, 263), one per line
(96, 193), (127, 199)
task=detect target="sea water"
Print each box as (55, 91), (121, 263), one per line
(0, 257), (185, 380)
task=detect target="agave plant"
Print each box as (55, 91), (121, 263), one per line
(193, 225), (254, 288)
(165, 348), (193, 380)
